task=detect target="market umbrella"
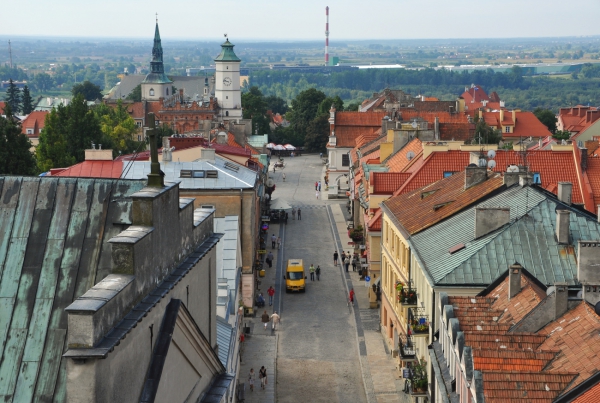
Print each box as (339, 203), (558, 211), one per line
(284, 144), (296, 150)
(269, 198), (292, 210)
(266, 143), (276, 149)
(273, 144), (285, 150)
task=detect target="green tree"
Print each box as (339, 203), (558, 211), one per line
(286, 88), (326, 141)
(4, 79), (21, 114)
(95, 100), (141, 154)
(265, 95), (288, 114)
(155, 123), (174, 149)
(0, 105), (37, 175)
(553, 130), (571, 141)
(72, 80), (103, 101)
(126, 84), (142, 102)
(533, 107), (557, 133)
(21, 85), (35, 114)
(37, 94), (103, 171)
(346, 102), (360, 112)
(31, 73), (54, 92)
(304, 114), (330, 152)
(472, 120), (502, 144)
(317, 95), (344, 116)
(242, 86), (271, 135)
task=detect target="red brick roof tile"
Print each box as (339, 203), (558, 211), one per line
(331, 111), (386, 148)
(385, 138), (422, 172)
(371, 172), (410, 194)
(367, 210), (382, 231)
(573, 383), (600, 403)
(473, 349), (559, 372)
(490, 275), (547, 325)
(586, 156), (600, 207)
(482, 371), (578, 403)
(20, 111), (49, 137)
(481, 111), (552, 138)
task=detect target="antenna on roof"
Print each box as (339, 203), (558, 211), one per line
(406, 151), (416, 161)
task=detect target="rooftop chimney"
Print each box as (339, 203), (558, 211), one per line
(557, 182), (572, 205)
(556, 210), (570, 244)
(503, 172), (520, 187)
(578, 241), (600, 284)
(474, 208), (510, 239)
(84, 149), (113, 161)
(553, 282), (569, 320)
(464, 166), (487, 190)
(200, 147), (216, 162)
(508, 262), (523, 299)
(518, 173), (533, 187)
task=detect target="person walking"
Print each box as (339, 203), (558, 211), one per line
(271, 234), (277, 249)
(277, 236), (281, 249)
(316, 191), (319, 199)
(273, 165), (276, 173)
(341, 251), (346, 263)
(309, 264), (316, 281)
(297, 208), (302, 220)
(267, 286), (275, 306)
(282, 173), (286, 182)
(318, 181), (321, 191)
(259, 366), (267, 390)
(352, 255), (357, 272)
(261, 310), (270, 330)
(344, 256), (350, 272)
(248, 368), (256, 391)
(349, 288), (355, 305)
(316, 265), (321, 281)
(333, 251), (339, 266)
(292, 207), (296, 220)
(270, 311), (280, 330)
(315, 181), (318, 191)
(266, 251), (273, 268)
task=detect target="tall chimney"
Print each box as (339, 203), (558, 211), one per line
(578, 241), (600, 284)
(556, 210), (570, 244)
(557, 182), (572, 205)
(508, 262), (523, 299)
(519, 173), (533, 187)
(474, 208), (510, 239)
(464, 166), (487, 190)
(325, 7), (329, 64)
(553, 282), (569, 320)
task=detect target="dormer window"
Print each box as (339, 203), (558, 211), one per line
(505, 126), (511, 133)
(149, 88), (155, 96)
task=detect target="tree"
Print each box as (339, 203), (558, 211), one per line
(472, 120), (502, 144)
(242, 86), (271, 135)
(317, 95), (344, 116)
(72, 80), (103, 101)
(286, 88), (326, 141)
(95, 100), (141, 154)
(37, 94), (103, 171)
(265, 95), (288, 115)
(21, 85), (34, 114)
(553, 130), (571, 141)
(304, 114), (330, 152)
(533, 107), (557, 133)
(4, 79), (21, 114)
(0, 104), (37, 175)
(31, 73), (54, 92)
(126, 84), (142, 102)
(346, 102), (360, 112)
(155, 123), (174, 149)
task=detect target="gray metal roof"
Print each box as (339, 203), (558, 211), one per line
(0, 176), (146, 402)
(216, 316), (233, 368)
(120, 157), (258, 190)
(214, 216), (241, 299)
(410, 186), (600, 286)
(105, 75), (213, 100)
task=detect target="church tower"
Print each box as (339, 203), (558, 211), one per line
(214, 37), (242, 119)
(141, 22), (172, 101)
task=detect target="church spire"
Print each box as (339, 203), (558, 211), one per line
(142, 21), (172, 85)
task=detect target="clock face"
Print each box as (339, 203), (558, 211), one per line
(223, 77), (232, 86)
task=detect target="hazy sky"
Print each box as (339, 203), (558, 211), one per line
(4, 0), (600, 40)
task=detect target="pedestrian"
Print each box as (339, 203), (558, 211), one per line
(316, 265), (321, 280)
(259, 366), (267, 389)
(248, 368), (256, 391)
(285, 212), (288, 223)
(270, 311), (280, 330)
(318, 181), (321, 191)
(261, 310), (270, 330)
(271, 234), (276, 249)
(352, 255), (357, 272)
(315, 181), (318, 191)
(267, 286), (275, 306)
(333, 251), (339, 266)
(266, 251), (273, 268)
(344, 256), (350, 272)
(349, 288), (355, 304)
(309, 264), (315, 281)
(320, 152), (323, 158)
(277, 236), (281, 249)
(273, 165), (276, 172)
(341, 251), (346, 262)
(292, 207), (296, 220)
(316, 191), (319, 199)
(297, 208), (301, 220)
(282, 173), (286, 182)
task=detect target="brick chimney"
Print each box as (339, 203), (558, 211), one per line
(508, 262), (523, 299)
(556, 210), (570, 244)
(464, 166), (487, 190)
(519, 173), (533, 187)
(503, 172), (520, 187)
(553, 282), (569, 320)
(557, 182), (572, 205)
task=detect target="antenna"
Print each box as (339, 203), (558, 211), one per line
(406, 151), (416, 161)
(487, 160), (496, 169)
(487, 149), (496, 159)
(8, 40), (12, 69)
(325, 7), (330, 64)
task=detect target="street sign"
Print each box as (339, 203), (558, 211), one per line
(257, 250), (267, 254)
(403, 369), (410, 378)
(365, 276), (371, 282)
(360, 245), (366, 250)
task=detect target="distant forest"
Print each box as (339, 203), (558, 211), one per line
(247, 65), (600, 112)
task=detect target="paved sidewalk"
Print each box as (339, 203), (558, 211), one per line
(329, 203), (411, 403)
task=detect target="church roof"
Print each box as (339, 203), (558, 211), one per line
(142, 23), (172, 85)
(214, 39), (241, 62)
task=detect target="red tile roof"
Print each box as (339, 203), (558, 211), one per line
(385, 138), (422, 172)
(371, 172), (410, 194)
(53, 160), (123, 178)
(586, 155), (600, 207)
(480, 111), (552, 138)
(482, 371), (578, 403)
(330, 111), (386, 148)
(439, 122), (473, 141)
(490, 276), (547, 325)
(367, 210), (382, 231)
(0, 101), (6, 112)
(573, 383), (600, 403)
(20, 111), (49, 137)
(226, 132), (243, 148)
(559, 106), (600, 135)
(383, 171), (504, 235)
(472, 349), (558, 372)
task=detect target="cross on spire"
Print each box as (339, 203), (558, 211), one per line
(155, 12), (158, 23)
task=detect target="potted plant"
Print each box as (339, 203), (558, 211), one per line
(411, 319), (429, 334)
(349, 225), (364, 243)
(395, 281), (405, 292)
(398, 289), (417, 305)
(410, 359), (428, 393)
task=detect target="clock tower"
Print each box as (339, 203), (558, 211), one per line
(214, 37), (242, 119)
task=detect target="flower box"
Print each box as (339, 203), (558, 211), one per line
(397, 289), (418, 307)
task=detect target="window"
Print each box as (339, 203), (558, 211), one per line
(166, 88), (169, 96)
(26, 129), (33, 134)
(149, 88), (155, 96)
(136, 122), (142, 128)
(204, 88), (208, 95)
(533, 172), (541, 184)
(226, 96), (228, 99)
(225, 111), (229, 117)
(505, 126), (511, 133)
(137, 135), (142, 141)
(342, 154), (350, 166)
(201, 205), (215, 209)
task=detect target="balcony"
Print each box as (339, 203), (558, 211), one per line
(409, 308), (429, 338)
(409, 359), (429, 398)
(398, 335), (417, 362)
(397, 288), (418, 308)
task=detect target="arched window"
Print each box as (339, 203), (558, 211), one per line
(225, 111), (229, 117)
(166, 87), (169, 96)
(149, 88), (155, 96)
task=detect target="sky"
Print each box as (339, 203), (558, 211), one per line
(3, 0), (600, 41)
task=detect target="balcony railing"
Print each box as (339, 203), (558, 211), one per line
(409, 307), (429, 338)
(398, 335), (417, 361)
(397, 288), (418, 308)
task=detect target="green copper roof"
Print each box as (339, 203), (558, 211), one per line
(214, 39), (241, 62)
(143, 23), (172, 84)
